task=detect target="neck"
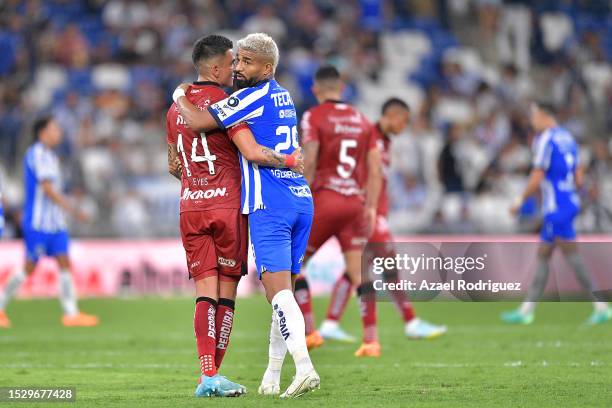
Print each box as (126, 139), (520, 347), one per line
(196, 73), (217, 83)
(318, 93), (342, 104)
(541, 119), (558, 132)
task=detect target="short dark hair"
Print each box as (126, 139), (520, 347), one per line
(33, 115), (54, 141)
(192, 35), (233, 67)
(381, 97), (410, 115)
(534, 100), (557, 117)
(314, 65), (341, 82)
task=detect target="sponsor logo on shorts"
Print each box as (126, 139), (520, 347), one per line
(190, 261), (201, 270)
(289, 185), (312, 198)
(218, 257), (236, 267)
(182, 187), (227, 201)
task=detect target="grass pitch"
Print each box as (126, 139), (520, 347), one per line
(0, 297), (610, 407)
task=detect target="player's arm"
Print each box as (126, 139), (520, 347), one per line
(231, 127), (304, 173)
(365, 146), (383, 236)
(167, 143), (182, 180)
(302, 141), (319, 185)
(173, 84), (219, 132)
(510, 168), (545, 215)
(575, 165), (584, 189)
(40, 181), (88, 222)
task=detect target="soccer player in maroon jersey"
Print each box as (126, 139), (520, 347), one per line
(293, 66), (383, 357)
(316, 98), (447, 341)
(166, 35), (303, 398)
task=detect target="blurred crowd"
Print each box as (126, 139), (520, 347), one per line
(0, 0), (611, 238)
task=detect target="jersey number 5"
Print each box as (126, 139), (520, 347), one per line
(337, 139), (357, 178)
(177, 133), (217, 177)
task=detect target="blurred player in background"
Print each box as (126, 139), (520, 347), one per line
(292, 65), (383, 357)
(173, 33), (319, 398)
(305, 97), (447, 345)
(167, 34), (304, 398)
(0, 116), (98, 328)
(502, 102), (611, 325)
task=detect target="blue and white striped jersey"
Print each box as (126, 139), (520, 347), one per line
(208, 79), (313, 214)
(23, 142), (67, 232)
(532, 126), (580, 216)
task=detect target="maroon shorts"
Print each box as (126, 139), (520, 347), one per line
(307, 189), (367, 256)
(179, 208), (248, 282)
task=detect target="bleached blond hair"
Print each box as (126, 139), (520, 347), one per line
(237, 33), (279, 73)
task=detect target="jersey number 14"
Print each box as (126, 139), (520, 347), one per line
(177, 133), (217, 177)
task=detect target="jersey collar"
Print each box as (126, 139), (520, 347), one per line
(192, 81), (221, 87)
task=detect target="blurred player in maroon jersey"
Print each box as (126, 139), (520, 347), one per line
(316, 98), (447, 342)
(293, 66), (383, 357)
(166, 35), (303, 398)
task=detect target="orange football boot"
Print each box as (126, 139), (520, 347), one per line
(62, 312), (99, 327)
(305, 330), (324, 350)
(0, 311), (11, 328)
(354, 341), (381, 357)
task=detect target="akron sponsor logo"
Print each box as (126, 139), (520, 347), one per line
(289, 185), (312, 198)
(217, 257), (236, 267)
(182, 187), (227, 200)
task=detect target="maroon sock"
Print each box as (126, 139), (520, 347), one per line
(385, 272), (416, 322)
(215, 298), (235, 369)
(194, 297), (217, 377)
(357, 282), (378, 343)
(326, 273), (353, 322)
(294, 276), (316, 335)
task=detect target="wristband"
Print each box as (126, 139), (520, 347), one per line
(172, 88), (186, 103)
(284, 154), (296, 168)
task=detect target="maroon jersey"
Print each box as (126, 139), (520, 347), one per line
(301, 100), (377, 199)
(372, 124), (390, 217)
(166, 81), (246, 213)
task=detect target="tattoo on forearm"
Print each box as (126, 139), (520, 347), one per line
(168, 144), (182, 180)
(261, 146), (286, 168)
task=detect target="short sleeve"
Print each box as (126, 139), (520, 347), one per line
(532, 131), (552, 170)
(208, 82), (270, 129)
(32, 147), (57, 181)
(300, 110), (320, 144)
(226, 122), (250, 141)
(166, 107), (176, 144)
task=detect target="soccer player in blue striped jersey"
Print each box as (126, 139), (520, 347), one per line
(502, 102), (611, 325)
(173, 33), (319, 398)
(0, 116), (98, 329)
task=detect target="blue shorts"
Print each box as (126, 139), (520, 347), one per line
(249, 209), (313, 277)
(540, 211), (577, 243)
(23, 229), (70, 263)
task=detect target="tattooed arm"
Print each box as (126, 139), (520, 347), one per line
(167, 143), (183, 180)
(231, 127), (304, 174)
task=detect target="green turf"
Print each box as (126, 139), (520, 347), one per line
(0, 297), (610, 407)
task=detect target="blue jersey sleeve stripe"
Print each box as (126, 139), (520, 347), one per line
(207, 106), (226, 130)
(533, 131), (552, 169)
(215, 82), (270, 128)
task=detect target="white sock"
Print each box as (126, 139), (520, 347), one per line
(262, 310), (287, 385)
(594, 302), (609, 312)
(271, 289), (314, 377)
(0, 269), (26, 310)
(59, 270), (79, 316)
(520, 301), (535, 315)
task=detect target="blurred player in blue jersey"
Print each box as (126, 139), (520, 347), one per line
(173, 33), (319, 398)
(0, 116), (98, 329)
(502, 102), (611, 325)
